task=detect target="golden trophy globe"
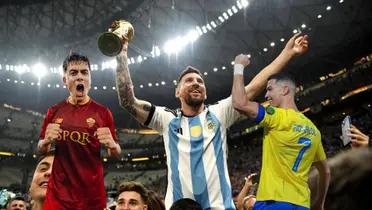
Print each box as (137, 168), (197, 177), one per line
(98, 20), (134, 56)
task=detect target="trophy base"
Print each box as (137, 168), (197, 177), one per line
(98, 32), (122, 57)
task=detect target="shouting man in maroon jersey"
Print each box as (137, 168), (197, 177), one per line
(38, 52), (121, 210)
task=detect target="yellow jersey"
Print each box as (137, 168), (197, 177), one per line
(255, 105), (326, 208)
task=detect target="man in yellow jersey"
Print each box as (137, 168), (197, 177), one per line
(231, 40), (331, 209)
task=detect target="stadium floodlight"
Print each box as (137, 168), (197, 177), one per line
(32, 63), (48, 78)
(270, 42), (275, 47)
(15, 64), (29, 74)
(223, 12), (229, 20)
(241, 0), (249, 8)
(326, 6), (332, 11)
(185, 29), (200, 43)
(301, 24), (306, 29)
(201, 26), (207, 33)
(210, 21), (217, 28)
(236, 1), (243, 9)
(164, 37), (186, 55)
(317, 14), (322, 19)
(137, 55), (143, 63)
(195, 26), (203, 36)
(227, 9), (233, 16)
(206, 24), (212, 31)
(280, 38), (285, 42)
(218, 16), (225, 22)
(232, 6), (238, 13)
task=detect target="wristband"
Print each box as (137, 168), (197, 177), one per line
(234, 64), (244, 75)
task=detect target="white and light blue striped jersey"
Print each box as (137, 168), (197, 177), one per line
(146, 97), (242, 210)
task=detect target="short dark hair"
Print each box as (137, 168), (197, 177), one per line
(7, 195), (25, 206)
(118, 181), (148, 203)
(170, 198), (202, 210)
(177, 66), (203, 84)
(37, 149), (55, 163)
(267, 73), (296, 87)
(62, 52), (91, 73)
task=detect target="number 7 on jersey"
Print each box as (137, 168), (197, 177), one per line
(292, 137), (312, 172)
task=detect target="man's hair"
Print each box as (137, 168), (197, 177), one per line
(268, 72), (297, 94)
(267, 72), (296, 87)
(37, 149), (55, 164)
(147, 190), (165, 210)
(117, 181), (148, 203)
(62, 52), (91, 73)
(7, 195), (25, 207)
(177, 66), (203, 84)
(169, 198), (202, 210)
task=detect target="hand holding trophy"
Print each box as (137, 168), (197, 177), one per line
(98, 20), (134, 56)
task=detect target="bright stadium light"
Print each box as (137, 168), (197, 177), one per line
(223, 12), (229, 20)
(31, 63), (48, 78)
(236, 1), (243, 9)
(185, 29), (200, 43)
(195, 26), (203, 35)
(163, 37), (187, 55)
(15, 64), (29, 74)
(218, 16), (225, 23)
(210, 21), (217, 28)
(241, 0), (249, 8)
(201, 26), (207, 33)
(232, 6), (238, 13)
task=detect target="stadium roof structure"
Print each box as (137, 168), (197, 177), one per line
(0, 0), (371, 128)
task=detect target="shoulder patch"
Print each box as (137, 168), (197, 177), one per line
(265, 106), (275, 115)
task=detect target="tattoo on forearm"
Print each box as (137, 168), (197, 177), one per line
(116, 55), (137, 117)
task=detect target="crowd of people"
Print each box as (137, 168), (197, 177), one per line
(0, 31), (371, 210)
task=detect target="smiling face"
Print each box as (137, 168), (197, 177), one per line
(176, 72), (207, 107)
(115, 191), (148, 210)
(63, 61), (91, 105)
(29, 155), (54, 203)
(264, 79), (284, 107)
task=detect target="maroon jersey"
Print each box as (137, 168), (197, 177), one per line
(39, 99), (117, 210)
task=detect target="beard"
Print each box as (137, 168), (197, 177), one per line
(184, 94), (205, 107)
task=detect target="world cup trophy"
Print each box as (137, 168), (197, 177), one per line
(98, 20), (134, 56)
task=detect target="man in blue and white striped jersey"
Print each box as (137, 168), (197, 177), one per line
(115, 33), (307, 209)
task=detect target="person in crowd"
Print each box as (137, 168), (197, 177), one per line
(308, 148), (372, 210)
(236, 174), (257, 210)
(169, 198), (202, 210)
(6, 196), (26, 210)
(147, 190), (165, 210)
(37, 52), (121, 209)
(29, 151), (55, 210)
(115, 181), (148, 210)
(343, 124), (370, 149)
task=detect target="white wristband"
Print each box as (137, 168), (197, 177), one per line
(234, 64), (244, 75)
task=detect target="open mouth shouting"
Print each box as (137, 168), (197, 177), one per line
(39, 181), (48, 188)
(76, 84), (85, 97)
